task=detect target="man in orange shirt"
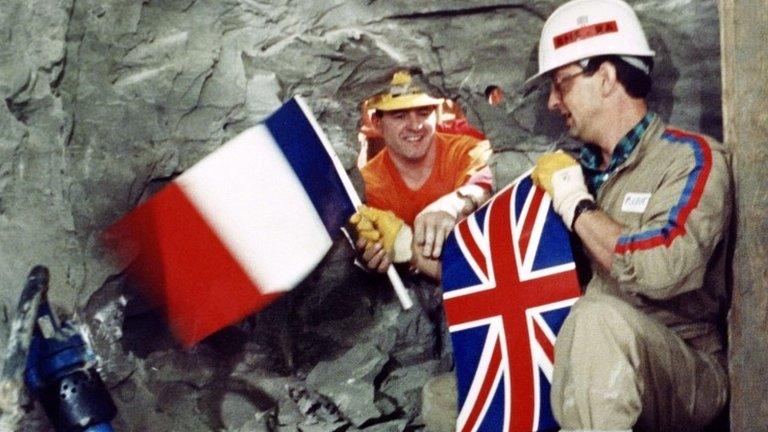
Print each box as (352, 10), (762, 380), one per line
(352, 71), (493, 279)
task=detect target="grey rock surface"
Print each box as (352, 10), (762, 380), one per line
(305, 342), (389, 426)
(421, 373), (458, 432)
(0, 0), (721, 430)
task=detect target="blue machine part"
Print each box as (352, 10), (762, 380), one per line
(24, 295), (116, 432)
(24, 302), (96, 393)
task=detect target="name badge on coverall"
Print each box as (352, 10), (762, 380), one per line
(621, 192), (652, 213)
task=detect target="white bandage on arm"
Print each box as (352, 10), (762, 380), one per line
(392, 224), (413, 263)
(417, 184), (489, 220)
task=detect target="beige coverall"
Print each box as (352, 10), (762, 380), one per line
(552, 116), (731, 432)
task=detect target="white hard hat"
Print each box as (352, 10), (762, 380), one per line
(526, 0), (655, 87)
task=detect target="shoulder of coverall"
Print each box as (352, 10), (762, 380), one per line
(360, 146), (391, 187)
(361, 144), (387, 170)
(659, 124), (730, 161)
(606, 122), (732, 296)
(434, 131), (485, 145)
(434, 131), (491, 160)
(645, 120), (731, 182)
(608, 114), (729, 174)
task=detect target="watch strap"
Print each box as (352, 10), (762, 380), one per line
(571, 199), (599, 230)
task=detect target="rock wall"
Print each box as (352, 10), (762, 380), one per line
(0, 1), (722, 431)
(720, 0), (768, 430)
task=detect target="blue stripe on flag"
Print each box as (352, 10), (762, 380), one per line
(265, 98), (356, 238)
(540, 307), (570, 336)
(479, 373), (506, 431)
(442, 232), (483, 291)
(451, 325), (489, 408)
(514, 177), (533, 221)
(533, 206), (574, 270)
(474, 204), (489, 234)
(537, 368), (558, 431)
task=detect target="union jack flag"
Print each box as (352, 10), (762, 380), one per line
(441, 173), (581, 432)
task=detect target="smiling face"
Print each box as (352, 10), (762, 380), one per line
(373, 106), (438, 163)
(547, 63), (601, 143)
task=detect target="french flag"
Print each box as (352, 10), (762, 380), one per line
(108, 97), (359, 347)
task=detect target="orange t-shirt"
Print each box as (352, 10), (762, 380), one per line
(361, 133), (493, 226)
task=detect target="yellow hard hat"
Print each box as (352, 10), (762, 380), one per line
(368, 70), (444, 112)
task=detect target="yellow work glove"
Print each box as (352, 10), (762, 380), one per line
(349, 205), (413, 263)
(531, 151), (579, 197)
(531, 151), (594, 230)
(349, 212), (380, 243)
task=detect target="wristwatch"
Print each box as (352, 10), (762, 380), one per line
(571, 199), (599, 230)
(456, 189), (478, 213)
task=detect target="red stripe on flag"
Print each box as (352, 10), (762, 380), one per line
(461, 339), (503, 432)
(518, 187), (544, 258)
(109, 183), (281, 346)
(443, 183), (582, 431)
(553, 20), (619, 49)
(533, 321), (555, 363)
(458, 220), (488, 277)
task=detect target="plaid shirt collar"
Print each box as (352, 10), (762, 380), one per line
(580, 112), (655, 194)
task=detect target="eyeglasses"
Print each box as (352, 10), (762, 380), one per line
(550, 69), (586, 95)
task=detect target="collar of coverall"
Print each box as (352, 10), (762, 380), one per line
(579, 111), (656, 194)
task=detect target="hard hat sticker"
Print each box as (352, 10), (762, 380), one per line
(553, 20), (619, 49)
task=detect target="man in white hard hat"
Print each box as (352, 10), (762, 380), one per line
(527, 0), (731, 431)
(350, 70), (493, 279)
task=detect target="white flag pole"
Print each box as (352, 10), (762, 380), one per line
(296, 96), (413, 310)
(386, 265), (413, 309)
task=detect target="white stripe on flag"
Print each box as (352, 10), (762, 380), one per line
(176, 125), (333, 293)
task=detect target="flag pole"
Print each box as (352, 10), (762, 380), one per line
(386, 265), (413, 309)
(295, 96), (413, 310)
